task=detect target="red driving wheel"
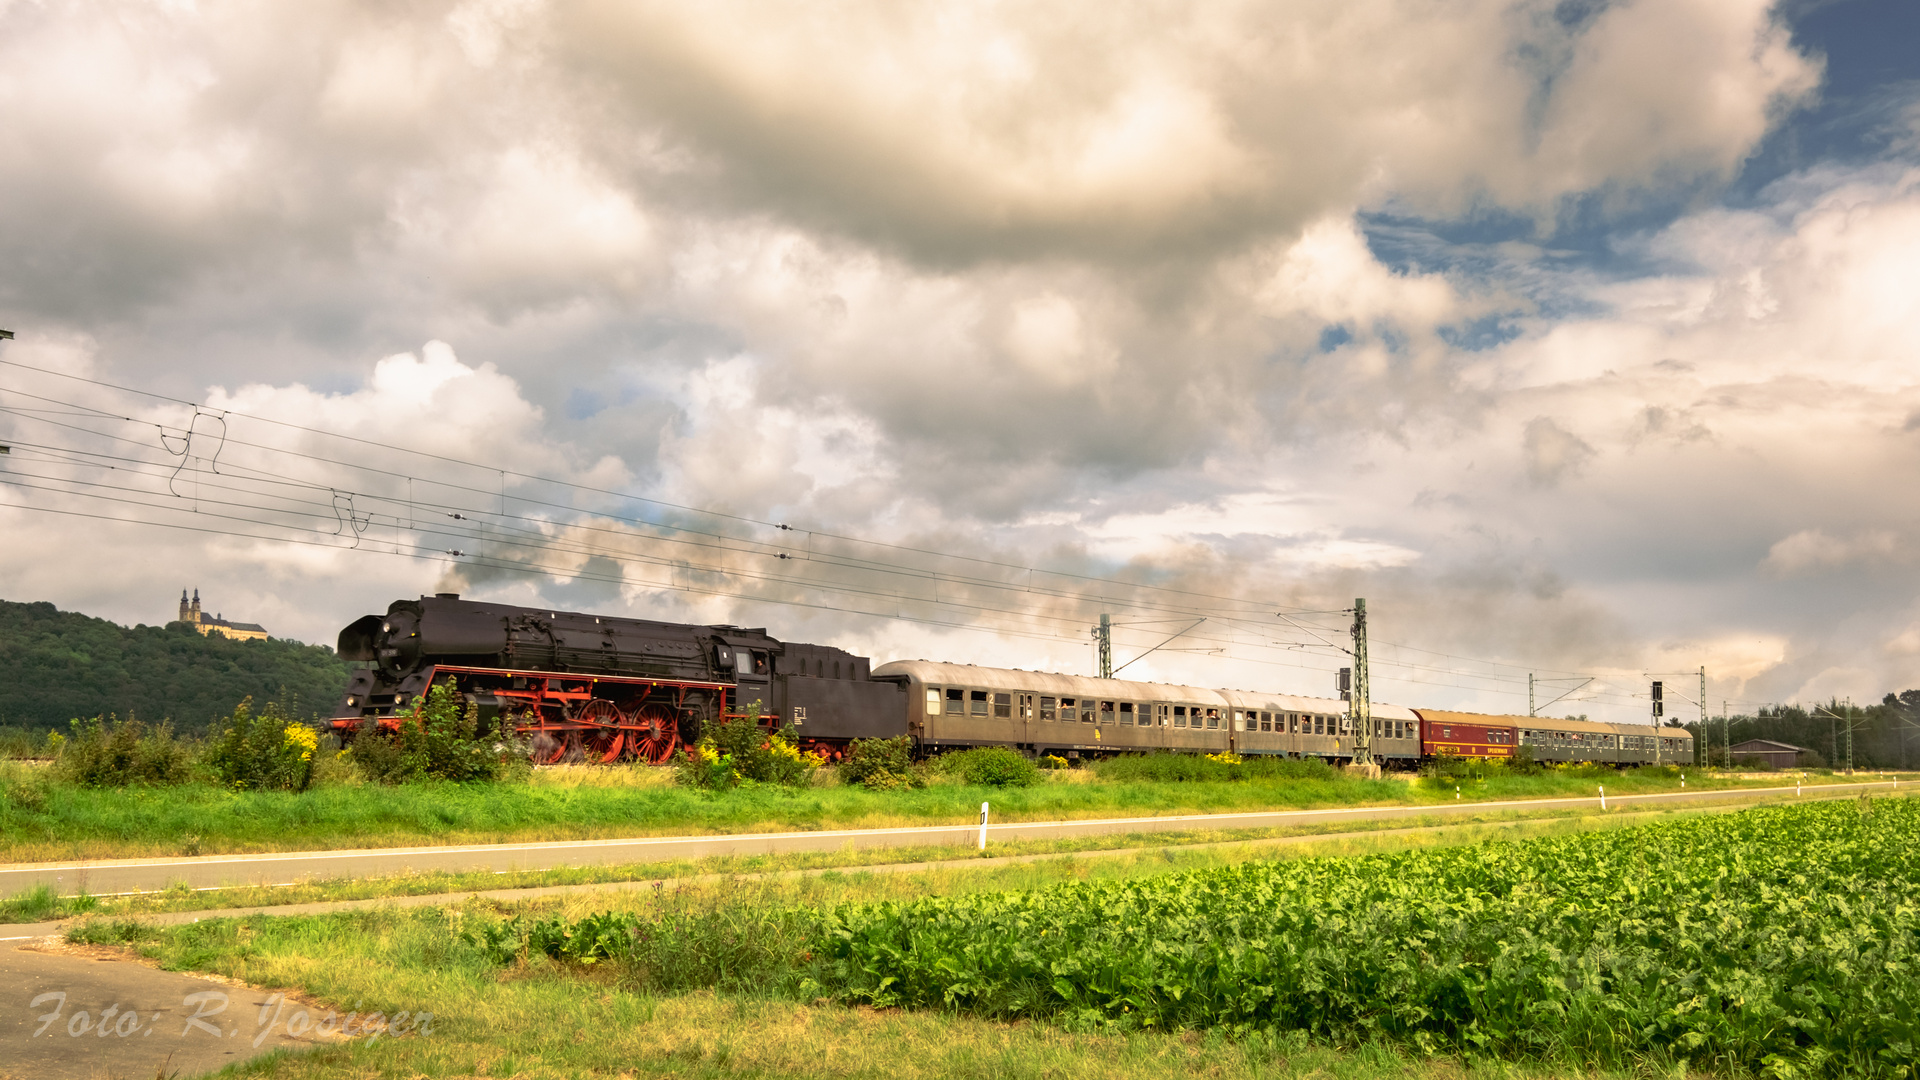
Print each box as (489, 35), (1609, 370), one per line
(574, 700), (627, 764)
(630, 704), (680, 764)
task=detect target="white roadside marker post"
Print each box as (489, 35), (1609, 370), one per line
(979, 802), (989, 852)
(1455, 784), (1460, 801)
(1599, 784), (1606, 811)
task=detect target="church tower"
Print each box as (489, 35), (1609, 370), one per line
(191, 589), (202, 623)
(179, 589), (191, 624)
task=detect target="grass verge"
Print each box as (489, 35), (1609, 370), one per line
(10, 794), (1826, 926)
(3, 757), (1892, 863)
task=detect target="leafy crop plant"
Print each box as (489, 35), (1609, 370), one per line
(817, 797), (1920, 1078)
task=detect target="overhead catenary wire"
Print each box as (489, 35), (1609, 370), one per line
(0, 361), (1665, 713)
(0, 359), (1334, 619)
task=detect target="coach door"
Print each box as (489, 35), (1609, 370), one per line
(1019, 694), (1034, 748)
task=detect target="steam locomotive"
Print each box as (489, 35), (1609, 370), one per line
(332, 593), (902, 763)
(332, 594), (1691, 766)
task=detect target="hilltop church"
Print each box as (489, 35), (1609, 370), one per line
(176, 589), (269, 641)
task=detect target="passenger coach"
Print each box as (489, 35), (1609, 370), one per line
(1411, 709), (1693, 766)
(874, 660), (1423, 765)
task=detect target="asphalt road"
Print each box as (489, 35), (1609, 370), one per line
(1, 779), (1901, 898)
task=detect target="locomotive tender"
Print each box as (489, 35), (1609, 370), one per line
(333, 595), (1691, 767)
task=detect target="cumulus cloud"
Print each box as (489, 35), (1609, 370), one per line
(1521, 417), (1596, 486)
(557, 0), (1816, 262)
(1763, 529), (1901, 577)
(5, 0), (1919, 719)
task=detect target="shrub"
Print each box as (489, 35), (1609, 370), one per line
(1421, 751), (1494, 782)
(934, 747), (1039, 787)
(202, 696), (318, 792)
(0, 762), (49, 813)
(837, 736), (923, 791)
(306, 734), (364, 787)
(673, 704), (818, 790)
(1508, 743), (1542, 774)
(349, 680), (521, 784)
(1095, 752), (1342, 784)
(0, 726), (51, 760)
(1094, 751), (1238, 783)
(349, 715), (426, 784)
(51, 714), (197, 787)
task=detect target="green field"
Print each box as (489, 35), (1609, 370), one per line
(71, 796), (1917, 1079)
(0, 755), (1847, 861)
(481, 795), (1920, 1077)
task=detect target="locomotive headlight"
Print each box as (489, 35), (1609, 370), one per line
(347, 696), (358, 706)
(383, 623), (392, 633)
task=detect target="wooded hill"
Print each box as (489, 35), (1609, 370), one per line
(0, 599), (351, 732)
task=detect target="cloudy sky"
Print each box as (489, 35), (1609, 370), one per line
(2, 0), (1917, 722)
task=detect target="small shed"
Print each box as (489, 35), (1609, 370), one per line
(1729, 738), (1809, 770)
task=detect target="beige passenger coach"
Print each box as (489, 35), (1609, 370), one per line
(873, 660), (1423, 764)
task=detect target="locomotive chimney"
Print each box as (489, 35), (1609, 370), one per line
(435, 592), (460, 600)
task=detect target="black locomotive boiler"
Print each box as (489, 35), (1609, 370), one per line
(332, 594), (904, 762)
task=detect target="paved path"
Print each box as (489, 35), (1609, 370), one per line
(0, 937), (335, 1080)
(2, 779), (1900, 898)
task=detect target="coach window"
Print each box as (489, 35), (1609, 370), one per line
(1100, 701), (1116, 725)
(970, 690), (990, 717)
(1173, 706), (1187, 728)
(1081, 700), (1095, 722)
(946, 688), (965, 715)
(1040, 696), (1057, 721)
(1205, 708), (1220, 730)
(1119, 702), (1134, 725)
(994, 693), (1013, 719)
(925, 688), (941, 715)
